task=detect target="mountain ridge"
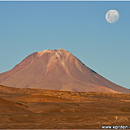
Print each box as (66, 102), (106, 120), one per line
(0, 48), (130, 93)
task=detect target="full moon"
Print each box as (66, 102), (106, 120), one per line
(105, 10), (119, 23)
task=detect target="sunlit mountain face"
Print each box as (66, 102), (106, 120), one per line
(0, 49), (130, 93)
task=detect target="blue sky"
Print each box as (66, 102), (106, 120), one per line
(0, 1), (130, 89)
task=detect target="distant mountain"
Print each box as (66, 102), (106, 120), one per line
(0, 49), (129, 93)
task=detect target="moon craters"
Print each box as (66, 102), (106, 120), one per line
(105, 10), (119, 23)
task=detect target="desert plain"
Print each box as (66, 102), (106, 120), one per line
(0, 85), (130, 129)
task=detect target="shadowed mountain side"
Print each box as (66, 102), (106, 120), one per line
(0, 49), (130, 93)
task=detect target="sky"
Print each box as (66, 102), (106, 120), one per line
(0, 1), (130, 89)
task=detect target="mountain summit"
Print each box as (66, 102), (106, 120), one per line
(0, 49), (129, 93)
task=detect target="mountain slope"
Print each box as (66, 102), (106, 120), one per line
(0, 49), (129, 93)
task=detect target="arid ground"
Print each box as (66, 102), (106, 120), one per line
(0, 85), (130, 129)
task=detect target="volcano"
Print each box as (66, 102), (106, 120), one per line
(0, 49), (129, 93)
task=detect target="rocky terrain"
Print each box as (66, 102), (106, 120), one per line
(0, 85), (130, 129)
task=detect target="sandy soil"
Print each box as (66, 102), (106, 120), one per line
(0, 85), (130, 129)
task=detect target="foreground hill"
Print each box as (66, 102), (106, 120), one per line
(0, 85), (130, 129)
(0, 49), (129, 93)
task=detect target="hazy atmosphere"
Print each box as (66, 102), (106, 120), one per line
(0, 1), (130, 89)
